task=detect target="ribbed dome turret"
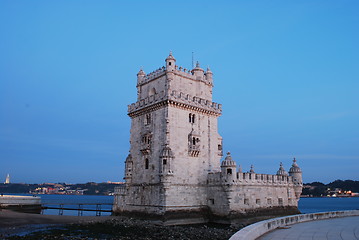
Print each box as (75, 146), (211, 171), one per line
(221, 152), (236, 167)
(289, 158), (302, 173)
(166, 51), (176, 61)
(137, 68), (145, 76)
(160, 145), (174, 158)
(249, 165), (255, 173)
(276, 162), (288, 176)
(192, 61), (204, 72)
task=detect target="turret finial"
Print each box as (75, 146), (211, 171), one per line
(250, 165), (255, 173)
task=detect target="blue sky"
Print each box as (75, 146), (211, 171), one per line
(0, 1), (358, 184)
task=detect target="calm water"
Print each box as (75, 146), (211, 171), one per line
(298, 197), (359, 213)
(40, 194), (114, 216)
(41, 195), (359, 216)
(4, 193), (113, 216)
(4, 194), (359, 216)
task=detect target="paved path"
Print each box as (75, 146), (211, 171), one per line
(257, 216), (359, 240)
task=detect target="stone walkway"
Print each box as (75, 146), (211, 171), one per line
(257, 216), (359, 240)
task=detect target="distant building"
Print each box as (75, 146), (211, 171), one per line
(4, 174), (10, 184)
(113, 53), (303, 224)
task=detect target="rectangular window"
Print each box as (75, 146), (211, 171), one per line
(189, 113), (195, 123)
(145, 114), (151, 125)
(267, 198), (272, 205)
(145, 159), (149, 169)
(256, 199), (261, 205)
(244, 199), (249, 205)
(278, 198), (283, 206)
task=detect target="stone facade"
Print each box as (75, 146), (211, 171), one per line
(113, 53), (303, 223)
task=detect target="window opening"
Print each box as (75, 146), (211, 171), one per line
(145, 159), (149, 169)
(145, 114), (151, 125)
(189, 113), (195, 123)
(227, 169), (232, 174)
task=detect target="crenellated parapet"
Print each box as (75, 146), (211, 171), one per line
(128, 89), (222, 117)
(208, 171), (295, 186)
(168, 90), (221, 115)
(137, 63), (213, 87)
(128, 91), (166, 116)
(137, 67), (166, 86)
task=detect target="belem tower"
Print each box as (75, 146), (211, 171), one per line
(113, 52), (303, 224)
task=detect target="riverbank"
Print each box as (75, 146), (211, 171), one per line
(0, 210), (238, 239)
(0, 210), (114, 238)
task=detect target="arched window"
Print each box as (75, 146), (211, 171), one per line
(145, 158), (149, 169)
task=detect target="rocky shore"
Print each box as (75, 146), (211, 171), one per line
(0, 210), (238, 239)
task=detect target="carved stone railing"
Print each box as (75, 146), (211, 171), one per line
(114, 185), (126, 195)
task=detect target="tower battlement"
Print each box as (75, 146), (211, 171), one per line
(208, 171), (295, 185)
(127, 90), (222, 117)
(137, 64), (212, 88)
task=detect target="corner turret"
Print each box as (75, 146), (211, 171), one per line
(289, 158), (303, 199)
(205, 67), (213, 84)
(276, 162), (288, 176)
(165, 51), (176, 71)
(191, 61), (205, 80)
(221, 152), (237, 180)
(249, 165), (255, 173)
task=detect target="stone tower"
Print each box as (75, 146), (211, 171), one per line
(113, 52), (223, 217)
(113, 53), (303, 223)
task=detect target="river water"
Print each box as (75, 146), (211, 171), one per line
(5, 194), (359, 216)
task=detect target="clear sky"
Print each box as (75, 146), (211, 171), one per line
(1, 1), (358, 184)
